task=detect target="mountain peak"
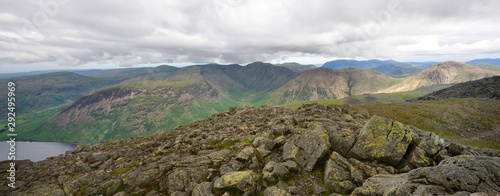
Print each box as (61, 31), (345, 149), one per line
(379, 61), (500, 93)
(246, 61), (272, 67)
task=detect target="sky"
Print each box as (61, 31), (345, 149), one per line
(1, 0), (500, 73)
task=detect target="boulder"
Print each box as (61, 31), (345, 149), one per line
(346, 115), (412, 166)
(290, 124), (331, 171)
(352, 155), (500, 195)
(213, 171), (259, 194)
(328, 127), (357, 156)
(324, 151), (356, 194)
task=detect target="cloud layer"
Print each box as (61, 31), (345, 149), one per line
(1, 0), (500, 69)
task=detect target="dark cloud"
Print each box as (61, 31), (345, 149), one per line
(1, 0), (500, 72)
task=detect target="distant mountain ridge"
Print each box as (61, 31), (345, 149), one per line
(275, 62), (316, 72)
(321, 59), (425, 76)
(379, 61), (500, 93)
(2, 60), (499, 143)
(467, 58), (500, 66)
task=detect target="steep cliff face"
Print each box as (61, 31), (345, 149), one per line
(2, 104), (499, 195)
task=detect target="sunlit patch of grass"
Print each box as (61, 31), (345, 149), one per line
(461, 139), (500, 150)
(284, 98), (499, 150)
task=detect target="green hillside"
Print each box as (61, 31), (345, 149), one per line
(1, 63), (296, 143)
(353, 99), (500, 150)
(2, 61), (498, 145)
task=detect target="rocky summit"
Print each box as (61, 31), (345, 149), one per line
(2, 104), (499, 195)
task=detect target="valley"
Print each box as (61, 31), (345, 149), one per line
(0, 60), (499, 146)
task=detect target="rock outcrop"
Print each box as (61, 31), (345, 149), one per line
(1, 103), (499, 195)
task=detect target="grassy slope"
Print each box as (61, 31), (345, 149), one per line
(283, 97), (500, 150)
(352, 99), (500, 150)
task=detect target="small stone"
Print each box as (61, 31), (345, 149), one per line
(280, 160), (298, 172)
(248, 156), (262, 170)
(282, 142), (299, 161)
(256, 147), (271, 157)
(236, 146), (254, 161)
(263, 161), (289, 183)
(192, 182), (213, 196)
(342, 114), (354, 122)
(312, 183), (326, 195)
(253, 137), (277, 150)
(274, 136), (287, 145)
(289, 186), (306, 196)
(264, 186), (291, 196)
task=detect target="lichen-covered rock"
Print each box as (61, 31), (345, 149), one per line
(24, 184), (66, 196)
(411, 155), (500, 193)
(291, 124), (331, 171)
(236, 146), (254, 161)
(342, 114), (354, 122)
(263, 161), (289, 183)
(352, 155), (500, 195)
(123, 168), (158, 187)
(280, 160), (298, 172)
(207, 150), (232, 166)
(405, 146), (435, 168)
(220, 159), (244, 175)
(327, 127), (357, 156)
(282, 141), (300, 161)
(263, 186), (291, 196)
(351, 172), (409, 195)
(324, 151), (356, 194)
(88, 152), (110, 163)
(346, 115), (412, 166)
(167, 169), (190, 192)
(213, 171), (259, 194)
(253, 137), (276, 150)
(409, 126), (446, 158)
(192, 182), (213, 196)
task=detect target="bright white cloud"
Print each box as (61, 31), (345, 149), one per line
(0, 0), (499, 72)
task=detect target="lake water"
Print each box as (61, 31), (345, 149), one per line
(0, 141), (77, 162)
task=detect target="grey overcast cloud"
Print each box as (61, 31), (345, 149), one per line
(1, 0), (500, 73)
